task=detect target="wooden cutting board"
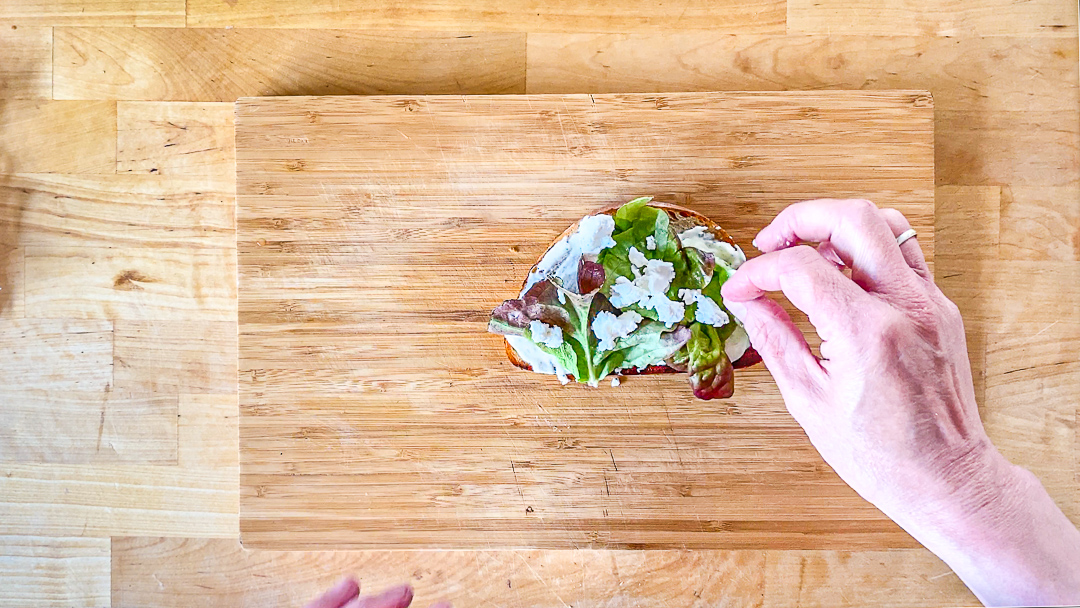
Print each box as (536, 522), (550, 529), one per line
(236, 91), (934, 550)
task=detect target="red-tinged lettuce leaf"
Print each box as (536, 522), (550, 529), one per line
(685, 323), (734, 400)
(489, 280), (571, 333)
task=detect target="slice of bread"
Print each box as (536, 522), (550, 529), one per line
(504, 201), (761, 373)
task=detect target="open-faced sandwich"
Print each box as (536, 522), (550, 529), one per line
(488, 197), (760, 400)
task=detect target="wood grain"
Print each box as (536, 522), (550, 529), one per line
(937, 259), (1080, 332)
(0, 0), (183, 27)
(111, 537), (767, 608)
(0, 464), (238, 537)
(0, 247), (24, 318)
(0, 536), (110, 608)
(984, 326), (1080, 520)
(109, 537), (980, 607)
(935, 110), (1080, 187)
(186, 0), (785, 33)
(0, 392), (177, 464)
(54, 28), (528, 101)
(24, 247), (236, 321)
(935, 185), (1000, 259)
(1, 173), (235, 249)
(113, 320), (237, 394)
(117, 102), (235, 177)
(525, 34), (1078, 113)
(0, 26), (52, 99)
(0, 101), (116, 174)
(236, 91), (934, 550)
(178, 394), (239, 469)
(999, 186), (1080, 261)
(762, 550), (976, 606)
(787, 0), (1077, 36)
(0, 319), (112, 391)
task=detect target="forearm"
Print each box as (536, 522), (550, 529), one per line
(895, 451), (1080, 606)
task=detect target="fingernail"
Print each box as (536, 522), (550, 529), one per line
(724, 299), (747, 322)
(751, 237), (760, 250)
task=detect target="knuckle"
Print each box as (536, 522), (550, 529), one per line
(848, 198), (879, 215)
(880, 207), (907, 225)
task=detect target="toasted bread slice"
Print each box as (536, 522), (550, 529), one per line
(504, 201), (761, 373)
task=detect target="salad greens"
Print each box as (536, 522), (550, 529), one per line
(489, 197), (749, 399)
(489, 260), (690, 386)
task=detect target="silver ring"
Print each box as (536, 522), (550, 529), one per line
(896, 228), (917, 246)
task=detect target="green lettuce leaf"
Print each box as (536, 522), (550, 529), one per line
(685, 323), (736, 400)
(489, 269), (690, 385)
(616, 322), (691, 370)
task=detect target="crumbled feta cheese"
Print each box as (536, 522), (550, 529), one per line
(611, 377), (621, 387)
(529, 320), (564, 348)
(592, 310), (643, 352)
(645, 294), (685, 326)
(693, 296), (730, 327)
(609, 276), (648, 308)
(609, 259), (683, 326)
(639, 259), (675, 293)
(678, 288), (701, 305)
(570, 215), (617, 256)
(678, 288), (731, 326)
(628, 246), (648, 268)
(646, 235), (657, 250)
(678, 226), (746, 269)
(522, 214), (616, 296)
(558, 373), (571, 385)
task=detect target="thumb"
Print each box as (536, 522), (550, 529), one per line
(726, 296), (824, 395)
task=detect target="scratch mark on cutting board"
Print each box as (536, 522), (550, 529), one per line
(515, 552), (569, 608)
(95, 407), (106, 452)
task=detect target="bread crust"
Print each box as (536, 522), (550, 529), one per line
(504, 201), (761, 373)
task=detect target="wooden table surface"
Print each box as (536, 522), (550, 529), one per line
(0, 0), (1075, 605)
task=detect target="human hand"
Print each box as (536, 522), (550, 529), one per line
(720, 199), (1080, 605)
(304, 578), (451, 608)
(721, 198), (995, 519)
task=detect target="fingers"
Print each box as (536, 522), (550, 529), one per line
(816, 241), (845, 270)
(305, 578), (361, 608)
(753, 199), (915, 292)
(724, 296), (824, 396)
(878, 207), (931, 280)
(344, 585), (414, 608)
(721, 245), (868, 342)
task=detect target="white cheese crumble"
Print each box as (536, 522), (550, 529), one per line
(608, 257), (685, 326)
(644, 294), (685, 326)
(678, 288), (701, 305)
(529, 320), (564, 348)
(678, 226), (746, 269)
(677, 288), (731, 327)
(611, 377), (621, 387)
(637, 258), (675, 292)
(646, 235), (657, 250)
(693, 296), (730, 327)
(522, 214), (616, 295)
(609, 276), (648, 308)
(628, 245), (648, 268)
(592, 310), (643, 352)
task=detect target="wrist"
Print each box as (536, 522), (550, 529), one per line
(887, 439), (1020, 543)
(889, 445), (1080, 605)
